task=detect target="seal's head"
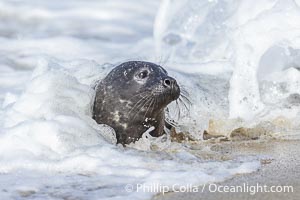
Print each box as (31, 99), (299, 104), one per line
(93, 61), (180, 145)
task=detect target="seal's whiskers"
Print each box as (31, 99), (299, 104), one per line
(134, 96), (152, 120)
(150, 98), (157, 115)
(128, 94), (150, 116)
(143, 97), (154, 120)
(175, 99), (181, 120)
(128, 91), (149, 101)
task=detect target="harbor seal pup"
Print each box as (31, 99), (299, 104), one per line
(93, 61), (180, 145)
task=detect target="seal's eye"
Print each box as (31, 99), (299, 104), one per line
(138, 70), (149, 79)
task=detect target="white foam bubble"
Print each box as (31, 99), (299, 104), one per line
(0, 61), (260, 199)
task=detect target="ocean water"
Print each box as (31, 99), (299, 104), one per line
(0, 0), (299, 199)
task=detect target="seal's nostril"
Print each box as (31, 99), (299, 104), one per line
(164, 79), (171, 86)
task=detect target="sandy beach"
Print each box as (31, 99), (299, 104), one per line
(153, 139), (300, 200)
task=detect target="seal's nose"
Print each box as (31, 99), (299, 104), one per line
(163, 77), (176, 88)
(163, 77), (180, 100)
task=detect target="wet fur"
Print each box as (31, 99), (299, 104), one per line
(93, 61), (180, 145)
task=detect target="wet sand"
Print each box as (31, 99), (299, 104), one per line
(153, 139), (300, 200)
